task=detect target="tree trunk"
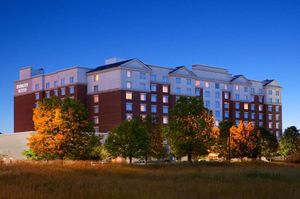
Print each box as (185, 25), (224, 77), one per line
(129, 156), (132, 164)
(145, 155), (148, 165)
(188, 153), (192, 162)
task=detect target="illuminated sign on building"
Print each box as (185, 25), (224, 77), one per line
(16, 83), (29, 93)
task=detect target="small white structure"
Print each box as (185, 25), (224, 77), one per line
(0, 131), (34, 160)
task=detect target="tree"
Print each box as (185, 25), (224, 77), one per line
(105, 118), (150, 164)
(164, 97), (216, 162)
(255, 127), (278, 160)
(230, 121), (257, 159)
(279, 126), (300, 158)
(28, 97), (99, 160)
(215, 120), (235, 160)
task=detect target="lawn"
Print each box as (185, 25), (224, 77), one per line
(0, 161), (300, 199)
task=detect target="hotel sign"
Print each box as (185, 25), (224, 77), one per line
(16, 83), (29, 93)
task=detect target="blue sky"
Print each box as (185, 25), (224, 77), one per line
(0, 0), (299, 133)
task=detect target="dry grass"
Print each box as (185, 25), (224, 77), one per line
(1, 161), (300, 199)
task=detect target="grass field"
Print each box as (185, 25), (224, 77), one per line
(0, 161), (300, 199)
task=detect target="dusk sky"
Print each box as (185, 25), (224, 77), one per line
(0, 0), (299, 133)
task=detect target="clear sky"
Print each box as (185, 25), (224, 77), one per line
(0, 0), (299, 133)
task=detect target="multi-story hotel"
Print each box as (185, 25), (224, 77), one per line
(14, 58), (283, 137)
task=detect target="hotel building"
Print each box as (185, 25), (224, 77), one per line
(14, 58), (283, 137)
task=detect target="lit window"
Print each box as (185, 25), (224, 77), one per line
(151, 74), (157, 81)
(35, 84), (39, 90)
(126, 103), (132, 111)
(140, 114), (147, 119)
(126, 113), (133, 121)
(162, 85), (168, 93)
(244, 103), (249, 110)
(163, 106), (168, 114)
(235, 85), (239, 91)
(215, 83), (220, 89)
(94, 74), (99, 82)
(46, 91), (50, 98)
(61, 78), (65, 86)
(176, 77), (181, 84)
(235, 102), (240, 109)
(259, 105), (263, 111)
(163, 116), (168, 124)
(93, 85), (99, 92)
(224, 92), (229, 100)
(54, 90), (58, 96)
(140, 104), (146, 112)
(140, 83), (146, 90)
(163, 95), (168, 103)
(94, 117), (99, 124)
(94, 106), (99, 114)
(176, 87), (181, 94)
(236, 111), (240, 118)
(151, 105), (157, 113)
(126, 70), (132, 78)
(35, 93), (39, 100)
(61, 88), (66, 96)
(140, 93), (146, 101)
(93, 95), (99, 103)
(151, 84), (157, 92)
(69, 76), (74, 84)
(46, 82), (50, 89)
(140, 72), (146, 80)
(69, 86), (74, 94)
(151, 94), (157, 102)
(205, 81), (210, 88)
(126, 92), (132, 100)
(126, 81), (132, 89)
(187, 79), (191, 85)
(195, 80), (200, 87)
(269, 122), (272, 129)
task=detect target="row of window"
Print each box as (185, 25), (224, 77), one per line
(125, 92), (169, 103)
(232, 121), (280, 130)
(126, 114), (169, 124)
(35, 86), (75, 100)
(125, 103), (169, 114)
(41, 76), (74, 90)
(233, 111), (280, 121)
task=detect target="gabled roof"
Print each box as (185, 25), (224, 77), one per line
(169, 66), (185, 74)
(169, 66), (197, 78)
(87, 59), (133, 73)
(230, 75), (250, 83)
(262, 79), (275, 86)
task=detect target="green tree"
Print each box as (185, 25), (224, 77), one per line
(105, 118), (150, 164)
(216, 120), (235, 160)
(255, 127), (278, 160)
(28, 97), (99, 160)
(164, 97), (216, 162)
(279, 126), (300, 158)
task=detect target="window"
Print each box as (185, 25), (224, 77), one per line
(195, 89), (201, 96)
(126, 103), (132, 111)
(215, 91), (220, 99)
(151, 105), (157, 113)
(94, 106), (99, 114)
(251, 104), (255, 111)
(54, 81), (58, 88)
(276, 91), (280, 96)
(163, 95), (168, 103)
(268, 105), (272, 112)
(126, 70), (132, 78)
(259, 105), (263, 111)
(259, 122), (263, 127)
(205, 90), (210, 98)
(176, 77), (181, 84)
(276, 106), (280, 112)
(195, 80), (200, 87)
(215, 111), (220, 118)
(61, 78), (65, 86)
(224, 84), (228, 90)
(224, 111), (229, 118)
(126, 92), (132, 100)
(69, 76), (74, 84)
(93, 85), (99, 92)
(276, 114), (280, 121)
(140, 114), (147, 119)
(268, 114), (272, 120)
(46, 82), (50, 89)
(140, 104), (146, 112)
(54, 90), (58, 96)
(163, 106), (168, 114)
(244, 95), (249, 101)
(140, 72), (146, 80)
(94, 74), (99, 82)
(244, 103), (249, 110)
(215, 101), (220, 109)
(235, 102), (240, 109)
(151, 94), (157, 102)
(151, 74), (157, 81)
(236, 111), (240, 118)
(126, 81), (132, 89)
(244, 87), (248, 92)
(140, 93), (146, 101)
(268, 90), (273, 95)
(140, 83), (146, 90)
(224, 92), (229, 100)
(186, 88), (192, 95)
(61, 88), (66, 96)
(251, 113), (255, 119)
(35, 93), (39, 100)
(259, 89), (263, 94)
(250, 96), (254, 102)
(205, 81), (210, 88)
(235, 85), (239, 91)
(69, 86), (74, 94)
(163, 116), (168, 124)
(176, 87), (181, 94)
(215, 83), (220, 89)
(93, 95), (99, 103)
(94, 117), (99, 124)
(35, 84), (39, 90)
(259, 113), (263, 120)
(236, 120), (240, 125)
(269, 122), (272, 129)
(187, 79), (191, 85)
(276, 122), (280, 129)
(94, 127), (99, 133)
(205, 100), (210, 108)
(250, 87), (255, 93)
(235, 94), (240, 100)
(151, 84), (157, 92)
(126, 113), (133, 121)
(275, 99), (280, 104)
(244, 112), (249, 119)
(162, 85), (168, 93)
(268, 98), (273, 103)
(224, 102), (229, 109)
(259, 96), (263, 103)
(163, 76), (168, 83)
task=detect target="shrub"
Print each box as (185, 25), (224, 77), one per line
(285, 152), (300, 163)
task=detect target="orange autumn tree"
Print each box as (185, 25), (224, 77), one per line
(28, 97), (98, 160)
(229, 121), (258, 159)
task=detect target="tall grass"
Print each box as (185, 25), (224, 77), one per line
(1, 161), (300, 199)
